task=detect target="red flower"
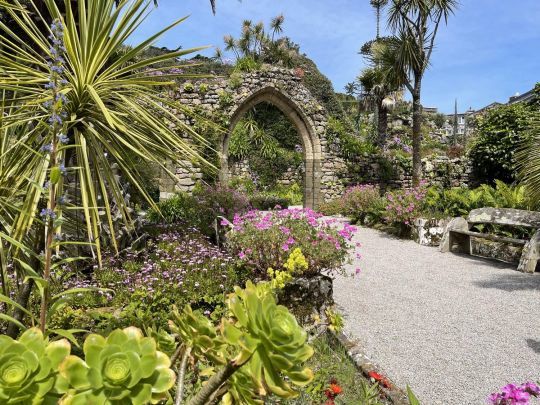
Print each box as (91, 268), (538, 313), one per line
(330, 383), (343, 395)
(368, 371), (383, 380)
(368, 371), (392, 388)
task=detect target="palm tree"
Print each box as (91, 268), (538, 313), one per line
(382, 0), (457, 185)
(358, 66), (400, 146)
(518, 86), (540, 201)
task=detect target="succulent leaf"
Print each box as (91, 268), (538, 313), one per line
(0, 327), (70, 404)
(58, 327), (174, 404)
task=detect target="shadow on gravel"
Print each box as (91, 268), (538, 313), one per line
(473, 273), (540, 292)
(449, 252), (517, 269)
(526, 339), (540, 354)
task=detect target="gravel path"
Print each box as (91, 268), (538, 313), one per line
(333, 226), (540, 405)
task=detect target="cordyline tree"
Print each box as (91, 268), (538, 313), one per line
(375, 0), (458, 185)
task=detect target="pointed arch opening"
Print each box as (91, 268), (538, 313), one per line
(220, 86), (322, 209)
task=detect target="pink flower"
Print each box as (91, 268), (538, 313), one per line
(238, 252), (246, 259)
(281, 243), (290, 251)
(355, 268), (361, 275)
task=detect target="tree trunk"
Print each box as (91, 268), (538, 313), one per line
(377, 103), (388, 147)
(411, 78), (423, 186)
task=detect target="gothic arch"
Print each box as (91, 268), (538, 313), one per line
(167, 66), (342, 208)
(220, 86), (322, 208)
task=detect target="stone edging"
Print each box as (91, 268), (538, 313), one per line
(326, 330), (411, 405)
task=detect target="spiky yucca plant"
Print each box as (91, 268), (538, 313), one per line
(0, 0), (213, 334)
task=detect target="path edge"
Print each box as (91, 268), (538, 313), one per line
(327, 330), (411, 404)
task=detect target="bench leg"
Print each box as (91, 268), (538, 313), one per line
(518, 229), (540, 273)
(440, 217), (470, 253)
(450, 232), (472, 254)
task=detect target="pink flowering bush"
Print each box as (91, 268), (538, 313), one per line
(225, 208), (358, 277)
(488, 382), (540, 404)
(384, 183), (428, 235)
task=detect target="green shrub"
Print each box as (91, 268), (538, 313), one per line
(319, 185), (382, 224)
(422, 181), (536, 218)
(198, 83), (208, 93)
(147, 185), (251, 238)
(468, 103), (536, 184)
(183, 82), (194, 92)
(250, 194), (291, 210)
(218, 90), (233, 107)
(228, 71), (243, 88)
(147, 192), (199, 225)
(234, 56), (261, 72)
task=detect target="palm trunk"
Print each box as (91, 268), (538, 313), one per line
(377, 103), (388, 147)
(411, 77), (422, 186)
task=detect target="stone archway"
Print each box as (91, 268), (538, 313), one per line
(220, 86), (322, 208)
(166, 66), (343, 209)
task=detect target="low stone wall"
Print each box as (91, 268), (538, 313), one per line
(339, 154), (472, 192)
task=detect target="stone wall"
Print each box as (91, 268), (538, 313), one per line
(337, 154), (472, 192)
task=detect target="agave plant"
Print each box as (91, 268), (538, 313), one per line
(58, 327), (175, 404)
(0, 327), (71, 403)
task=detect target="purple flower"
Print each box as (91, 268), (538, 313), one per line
(57, 133), (69, 144)
(40, 208), (56, 220)
(40, 143), (53, 153)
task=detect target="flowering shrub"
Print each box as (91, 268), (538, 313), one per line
(225, 208), (358, 277)
(488, 382), (540, 405)
(148, 185), (251, 238)
(51, 228), (244, 330)
(384, 183), (428, 234)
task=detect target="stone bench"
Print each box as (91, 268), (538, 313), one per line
(440, 207), (540, 273)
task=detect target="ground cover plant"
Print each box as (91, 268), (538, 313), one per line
(50, 227), (244, 332)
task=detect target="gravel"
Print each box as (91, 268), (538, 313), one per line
(333, 226), (540, 405)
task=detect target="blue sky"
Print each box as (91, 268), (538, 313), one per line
(131, 0), (540, 114)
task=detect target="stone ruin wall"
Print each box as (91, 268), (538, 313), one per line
(159, 66), (473, 205)
(160, 66), (344, 207)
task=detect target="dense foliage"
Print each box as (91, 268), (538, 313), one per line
(469, 102), (537, 184)
(52, 228), (243, 331)
(147, 185), (251, 237)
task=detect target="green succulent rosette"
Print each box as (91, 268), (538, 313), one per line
(58, 327), (175, 405)
(169, 305), (227, 366)
(0, 327), (71, 404)
(225, 281), (314, 399)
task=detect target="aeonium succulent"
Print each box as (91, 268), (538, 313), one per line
(0, 327), (70, 404)
(58, 327), (175, 405)
(225, 281), (314, 399)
